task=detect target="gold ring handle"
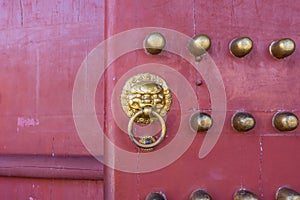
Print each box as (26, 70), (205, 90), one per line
(128, 109), (166, 149)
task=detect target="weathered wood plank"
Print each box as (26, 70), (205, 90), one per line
(0, 155), (103, 180)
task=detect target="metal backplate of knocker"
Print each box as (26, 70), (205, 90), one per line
(121, 73), (171, 124)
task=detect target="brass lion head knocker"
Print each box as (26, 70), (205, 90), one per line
(121, 73), (171, 150)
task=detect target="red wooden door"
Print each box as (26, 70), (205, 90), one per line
(100, 0), (300, 199)
(1, 0), (300, 200)
(0, 0), (104, 199)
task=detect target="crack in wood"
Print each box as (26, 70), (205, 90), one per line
(19, 0), (24, 26)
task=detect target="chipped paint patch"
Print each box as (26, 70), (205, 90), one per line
(17, 117), (40, 127)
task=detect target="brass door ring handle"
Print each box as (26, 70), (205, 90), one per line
(128, 108), (166, 149)
(121, 73), (171, 150)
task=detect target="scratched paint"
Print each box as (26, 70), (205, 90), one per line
(17, 117), (39, 128)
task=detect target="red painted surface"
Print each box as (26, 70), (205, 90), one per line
(1, 0), (300, 199)
(0, 0), (104, 199)
(0, 155), (103, 180)
(0, 177), (103, 200)
(0, 0), (104, 155)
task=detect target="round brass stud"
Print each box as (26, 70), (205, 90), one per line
(234, 189), (258, 200)
(232, 112), (256, 132)
(145, 192), (167, 200)
(272, 112), (299, 132)
(188, 34), (211, 58)
(190, 112), (213, 132)
(144, 32), (166, 55)
(269, 38), (296, 59)
(190, 190), (212, 200)
(276, 187), (300, 200)
(229, 37), (253, 58)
